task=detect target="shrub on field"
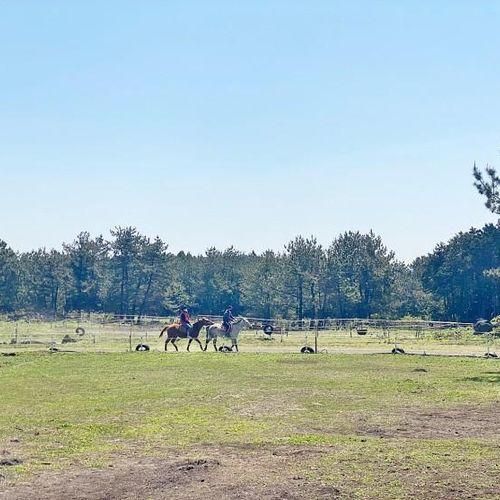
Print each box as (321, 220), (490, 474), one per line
(431, 328), (470, 341)
(473, 320), (493, 334)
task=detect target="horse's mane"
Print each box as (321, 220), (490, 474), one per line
(234, 316), (249, 323)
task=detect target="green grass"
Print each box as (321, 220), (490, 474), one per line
(1, 352), (499, 496)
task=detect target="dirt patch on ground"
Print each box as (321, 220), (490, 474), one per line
(0, 445), (340, 500)
(359, 403), (500, 439)
(232, 396), (306, 419)
(2, 404), (499, 499)
(1, 441), (499, 499)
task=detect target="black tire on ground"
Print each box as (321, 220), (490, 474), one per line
(391, 347), (405, 354)
(75, 327), (85, 336)
(484, 352), (498, 358)
(300, 346), (315, 354)
(263, 325), (274, 335)
(135, 344), (150, 352)
(357, 328), (368, 335)
(219, 346), (232, 352)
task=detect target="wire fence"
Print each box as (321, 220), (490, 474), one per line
(0, 314), (498, 357)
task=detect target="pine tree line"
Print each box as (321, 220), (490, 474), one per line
(0, 224), (498, 322)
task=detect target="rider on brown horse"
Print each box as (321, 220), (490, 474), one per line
(160, 317), (213, 352)
(179, 307), (192, 337)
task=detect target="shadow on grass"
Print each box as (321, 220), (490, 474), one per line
(463, 372), (500, 384)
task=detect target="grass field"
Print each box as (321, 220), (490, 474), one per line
(0, 351), (499, 499)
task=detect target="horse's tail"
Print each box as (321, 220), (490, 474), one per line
(159, 325), (168, 338)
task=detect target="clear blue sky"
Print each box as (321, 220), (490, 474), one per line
(1, 1), (498, 262)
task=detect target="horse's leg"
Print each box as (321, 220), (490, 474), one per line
(203, 333), (210, 351)
(164, 338), (170, 351)
(232, 338), (239, 353)
(213, 338), (217, 352)
(172, 339), (179, 352)
(194, 338), (203, 351)
(187, 338), (193, 352)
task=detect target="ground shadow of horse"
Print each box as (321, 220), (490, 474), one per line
(462, 372), (500, 384)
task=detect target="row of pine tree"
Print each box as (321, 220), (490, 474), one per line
(0, 223), (498, 322)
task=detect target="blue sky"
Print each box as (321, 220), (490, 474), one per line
(0, 1), (498, 261)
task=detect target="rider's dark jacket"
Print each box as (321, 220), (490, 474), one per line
(222, 309), (234, 325)
(180, 311), (191, 325)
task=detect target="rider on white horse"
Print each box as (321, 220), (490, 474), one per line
(205, 315), (251, 352)
(222, 305), (235, 335)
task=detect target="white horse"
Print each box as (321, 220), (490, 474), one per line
(204, 317), (252, 352)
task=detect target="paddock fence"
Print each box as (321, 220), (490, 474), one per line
(1, 313), (498, 357)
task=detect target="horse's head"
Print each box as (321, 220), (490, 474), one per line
(199, 317), (214, 326)
(236, 316), (252, 329)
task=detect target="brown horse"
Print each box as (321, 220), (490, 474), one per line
(159, 318), (213, 352)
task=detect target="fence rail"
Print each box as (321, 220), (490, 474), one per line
(0, 314), (497, 358)
(34, 312), (474, 329)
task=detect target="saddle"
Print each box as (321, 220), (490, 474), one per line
(178, 323), (190, 335)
